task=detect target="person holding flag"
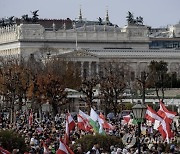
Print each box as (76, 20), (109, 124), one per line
(64, 112), (76, 145)
(56, 139), (74, 154)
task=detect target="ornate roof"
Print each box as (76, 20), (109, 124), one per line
(66, 25), (121, 32)
(86, 48), (180, 59)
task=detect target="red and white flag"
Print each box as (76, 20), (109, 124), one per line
(0, 146), (11, 154)
(157, 101), (177, 124)
(64, 113), (75, 145)
(28, 110), (33, 126)
(123, 115), (131, 124)
(158, 118), (174, 143)
(145, 105), (162, 123)
(78, 110), (92, 132)
(145, 105), (173, 143)
(56, 139), (74, 154)
(99, 112), (114, 130)
(77, 114), (92, 132)
(43, 142), (49, 154)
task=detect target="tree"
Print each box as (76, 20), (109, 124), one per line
(27, 72), (67, 116)
(0, 60), (31, 122)
(73, 134), (123, 152)
(47, 59), (81, 89)
(79, 77), (99, 114)
(0, 130), (28, 152)
(99, 62), (129, 115)
(136, 71), (150, 104)
(148, 60), (169, 101)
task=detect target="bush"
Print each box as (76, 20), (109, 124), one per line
(0, 130), (28, 153)
(73, 134), (123, 152)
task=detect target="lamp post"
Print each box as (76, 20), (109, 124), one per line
(132, 101), (147, 154)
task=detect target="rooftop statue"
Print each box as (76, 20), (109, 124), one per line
(31, 10), (39, 23)
(126, 11), (144, 26)
(126, 11), (135, 25)
(21, 10), (39, 23)
(8, 16), (15, 25)
(136, 16), (143, 25)
(0, 18), (5, 27)
(21, 14), (31, 23)
(98, 17), (102, 25)
(0, 16), (15, 27)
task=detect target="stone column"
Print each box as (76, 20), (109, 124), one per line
(96, 62), (99, 76)
(136, 62), (140, 78)
(66, 61), (69, 71)
(81, 61), (84, 78)
(89, 61), (92, 76)
(168, 62), (172, 73)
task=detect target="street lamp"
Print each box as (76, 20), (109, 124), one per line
(132, 101), (147, 154)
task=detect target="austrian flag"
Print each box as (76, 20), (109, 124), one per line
(28, 110), (33, 126)
(99, 112), (114, 130)
(145, 105), (173, 143)
(64, 113), (75, 145)
(56, 139), (74, 154)
(157, 101), (177, 124)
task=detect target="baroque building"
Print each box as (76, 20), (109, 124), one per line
(1, 11), (180, 78)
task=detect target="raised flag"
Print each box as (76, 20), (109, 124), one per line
(64, 113), (75, 145)
(158, 118), (174, 143)
(67, 113), (76, 131)
(0, 146), (11, 154)
(77, 114), (85, 130)
(145, 105), (173, 143)
(89, 108), (100, 133)
(43, 142), (49, 154)
(98, 117), (106, 135)
(123, 115), (131, 124)
(89, 108), (106, 134)
(56, 139), (74, 154)
(28, 110), (33, 126)
(157, 101), (177, 124)
(99, 112), (114, 130)
(145, 105), (162, 123)
(77, 114), (92, 132)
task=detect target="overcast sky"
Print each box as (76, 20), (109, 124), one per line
(0, 0), (180, 27)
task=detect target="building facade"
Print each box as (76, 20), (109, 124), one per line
(1, 15), (180, 78)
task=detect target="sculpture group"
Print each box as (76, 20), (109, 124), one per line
(126, 11), (143, 26)
(0, 10), (39, 27)
(0, 16), (15, 27)
(21, 10), (39, 23)
(0, 11), (143, 28)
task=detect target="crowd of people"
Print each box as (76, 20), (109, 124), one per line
(0, 110), (179, 154)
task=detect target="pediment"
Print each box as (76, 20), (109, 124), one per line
(59, 50), (98, 59)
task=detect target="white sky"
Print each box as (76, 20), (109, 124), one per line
(0, 0), (180, 27)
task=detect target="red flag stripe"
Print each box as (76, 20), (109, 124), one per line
(56, 139), (74, 154)
(157, 101), (177, 124)
(0, 147), (11, 154)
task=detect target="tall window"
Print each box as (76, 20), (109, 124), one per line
(131, 72), (135, 81)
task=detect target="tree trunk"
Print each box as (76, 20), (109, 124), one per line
(155, 87), (160, 102)
(52, 102), (58, 117)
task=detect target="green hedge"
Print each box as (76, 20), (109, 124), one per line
(73, 134), (123, 152)
(0, 130), (28, 153)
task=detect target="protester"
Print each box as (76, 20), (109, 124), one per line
(0, 105), (179, 154)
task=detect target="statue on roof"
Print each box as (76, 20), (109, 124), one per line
(0, 18), (6, 27)
(21, 14), (31, 23)
(21, 10), (39, 23)
(126, 11), (135, 25)
(0, 16), (15, 27)
(8, 16), (15, 25)
(98, 17), (102, 25)
(136, 16), (143, 25)
(31, 10), (39, 23)
(126, 11), (144, 26)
